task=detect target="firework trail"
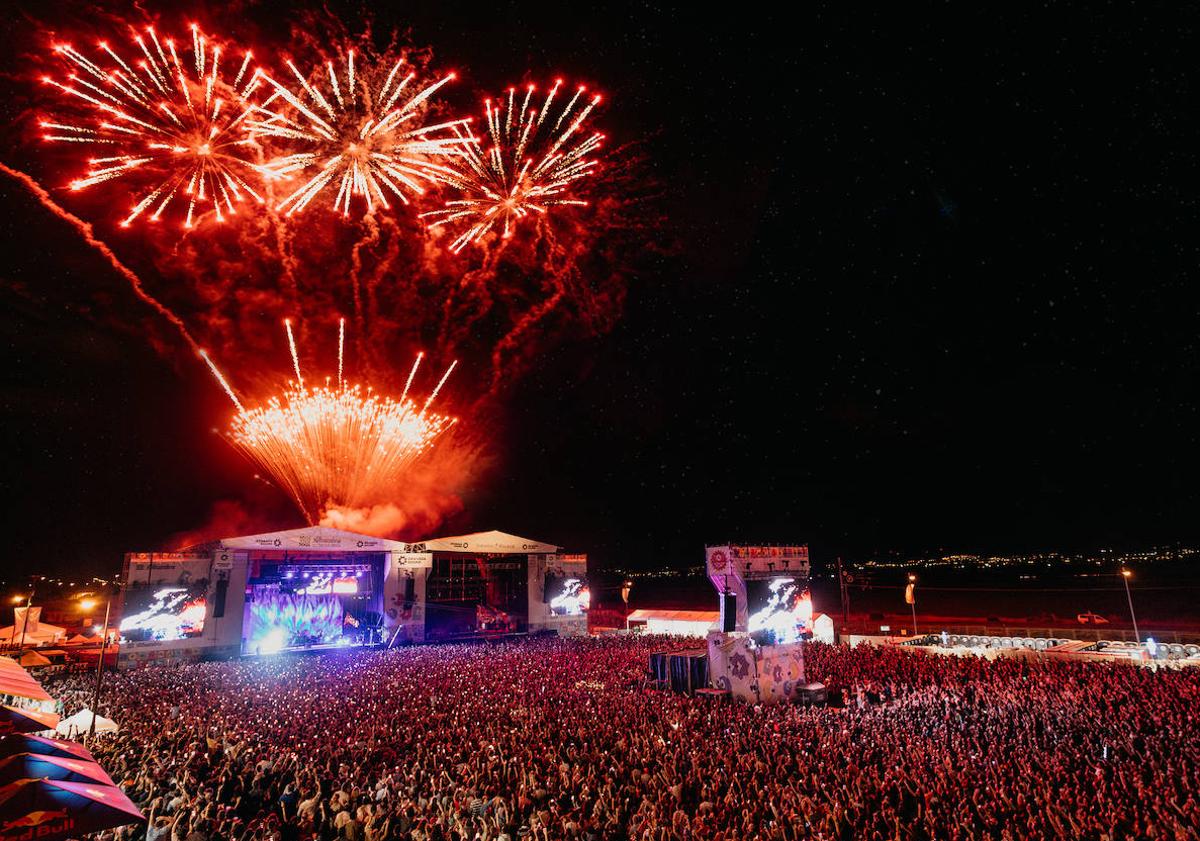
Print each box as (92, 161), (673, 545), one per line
(0, 161), (202, 353)
(348, 215), (378, 328)
(203, 320), (459, 522)
(421, 79), (603, 252)
(249, 49), (468, 215)
(41, 24), (268, 229)
(365, 214), (406, 327)
(489, 282), (567, 391)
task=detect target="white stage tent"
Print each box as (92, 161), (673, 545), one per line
(627, 609), (718, 637)
(409, 530), (560, 554)
(56, 708), (118, 737)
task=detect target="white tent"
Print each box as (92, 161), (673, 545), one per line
(55, 708), (118, 737)
(811, 613), (836, 645)
(627, 609), (719, 637)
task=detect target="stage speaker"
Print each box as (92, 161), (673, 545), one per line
(720, 592), (736, 632)
(402, 575), (415, 608)
(212, 576), (229, 618)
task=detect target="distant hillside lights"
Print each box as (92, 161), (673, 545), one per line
(860, 545), (1198, 570)
(610, 568), (686, 578)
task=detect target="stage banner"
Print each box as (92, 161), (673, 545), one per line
(756, 643), (806, 704)
(729, 545), (810, 578)
(221, 527), (405, 552)
(706, 631), (758, 703)
(544, 554), (588, 578)
(393, 552), (433, 570)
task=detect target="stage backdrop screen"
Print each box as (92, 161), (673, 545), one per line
(544, 575), (591, 616)
(246, 591), (345, 654)
(746, 576), (812, 644)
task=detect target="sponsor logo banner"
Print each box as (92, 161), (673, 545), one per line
(394, 552), (433, 570)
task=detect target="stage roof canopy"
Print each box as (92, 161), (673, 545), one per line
(412, 530), (559, 554)
(220, 526), (408, 552)
(215, 526), (559, 555)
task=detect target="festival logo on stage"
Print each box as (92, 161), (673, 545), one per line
(709, 550), (728, 573)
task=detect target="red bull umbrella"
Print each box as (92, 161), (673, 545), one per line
(0, 737), (92, 763)
(0, 754), (114, 787)
(0, 709), (58, 737)
(0, 779), (143, 841)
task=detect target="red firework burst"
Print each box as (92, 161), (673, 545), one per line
(201, 318), (459, 523)
(40, 24), (268, 229)
(421, 79), (604, 252)
(248, 50), (469, 216)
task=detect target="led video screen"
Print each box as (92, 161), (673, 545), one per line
(546, 576), (590, 616)
(246, 591), (345, 654)
(119, 583), (207, 643)
(746, 576), (812, 645)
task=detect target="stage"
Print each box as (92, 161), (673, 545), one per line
(119, 526), (588, 666)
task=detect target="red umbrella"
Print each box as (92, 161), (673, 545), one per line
(0, 737), (92, 763)
(0, 709), (58, 737)
(0, 754), (114, 787)
(0, 779), (144, 841)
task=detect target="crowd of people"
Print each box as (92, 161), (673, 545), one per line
(43, 636), (1200, 841)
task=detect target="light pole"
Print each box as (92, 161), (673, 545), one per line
(621, 580), (633, 631)
(1120, 569), (1140, 646)
(87, 590), (114, 743)
(907, 574), (918, 637)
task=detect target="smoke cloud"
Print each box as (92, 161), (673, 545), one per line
(168, 499), (292, 551)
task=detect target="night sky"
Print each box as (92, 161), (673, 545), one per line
(3, 3), (1200, 578)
